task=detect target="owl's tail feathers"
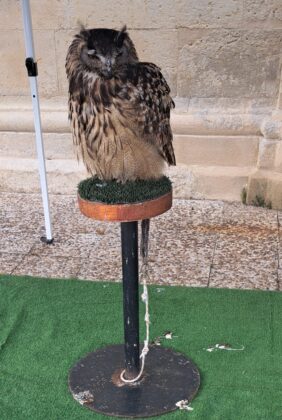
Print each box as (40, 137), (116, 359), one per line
(141, 219), (150, 264)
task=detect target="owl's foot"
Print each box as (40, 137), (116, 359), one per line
(95, 181), (107, 188)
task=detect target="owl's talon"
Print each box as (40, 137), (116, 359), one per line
(95, 182), (107, 188)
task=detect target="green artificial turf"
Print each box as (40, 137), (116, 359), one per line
(78, 176), (172, 204)
(0, 275), (282, 419)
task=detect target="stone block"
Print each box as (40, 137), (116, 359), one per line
(0, 29), (58, 97)
(0, 132), (36, 159)
(173, 135), (259, 167)
(192, 165), (252, 201)
(0, 0), (69, 30)
(174, 97), (190, 113)
(168, 164), (252, 201)
(257, 139), (278, 169)
(29, 0), (69, 30)
(175, 97), (273, 136)
(55, 30), (74, 95)
(278, 72), (282, 109)
(261, 111), (282, 140)
(279, 92), (282, 110)
(128, 0), (178, 29)
(67, 0), (131, 30)
(34, 30), (58, 97)
(0, 132), (73, 160)
(0, 30), (28, 95)
(247, 170), (268, 205)
(167, 165), (196, 199)
(0, 0), (22, 30)
(243, 0), (282, 29)
(274, 141), (282, 172)
(247, 169), (282, 209)
(177, 29), (282, 98)
(0, 157), (87, 195)
(176, 0), (243, 28)
(66, 0), (183, 31)
(188, 97), (274, 113)
(265, 173), (282, 209)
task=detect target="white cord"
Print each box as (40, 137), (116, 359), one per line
(120, 262), (150, 383)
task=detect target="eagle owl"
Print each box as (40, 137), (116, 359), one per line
(66, 26), (176, 182)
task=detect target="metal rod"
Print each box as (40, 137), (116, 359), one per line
(21, 0), (53, 243)
(121, 221), (140, 379)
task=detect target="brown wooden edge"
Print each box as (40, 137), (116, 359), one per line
(77, 190), (172, 222)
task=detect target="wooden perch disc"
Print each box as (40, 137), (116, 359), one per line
(78, 190), (172, 222)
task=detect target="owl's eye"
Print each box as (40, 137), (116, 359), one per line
(87, 49), (96, 57)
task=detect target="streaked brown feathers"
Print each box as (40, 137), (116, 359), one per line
(66, 27), (175, 182)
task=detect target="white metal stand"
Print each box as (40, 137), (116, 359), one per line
(21, 0), (53, 243)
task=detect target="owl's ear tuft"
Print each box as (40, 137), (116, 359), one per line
(74, 21), (88, 40)
(77, 20), (87, 34)
(115, 25), (127, 47)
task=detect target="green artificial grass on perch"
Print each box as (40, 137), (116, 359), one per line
(78, 175), (172, 205)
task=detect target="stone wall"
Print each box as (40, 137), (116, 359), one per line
(0, 0), (282, 207)
(1, 0), (281, 100)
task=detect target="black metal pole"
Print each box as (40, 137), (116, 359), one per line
(121, 221), (140, 379)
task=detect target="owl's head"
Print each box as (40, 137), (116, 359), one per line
(78, 26), (138, 79)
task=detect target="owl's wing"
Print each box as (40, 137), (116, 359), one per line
(127, 62), (176, 166)
(67, 60), (175, 172)
(68, 91), (99, 175)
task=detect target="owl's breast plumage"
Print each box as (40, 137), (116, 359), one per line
(68, 62), (175, 181)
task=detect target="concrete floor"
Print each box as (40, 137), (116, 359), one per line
(0, 192), (281, 291)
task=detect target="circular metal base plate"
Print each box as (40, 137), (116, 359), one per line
(69, 344), (200, 418)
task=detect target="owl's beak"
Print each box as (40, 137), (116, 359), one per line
(101, 67), (112, 79)
(104, 67), (113, 78)
(103, 58), (113, 79)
